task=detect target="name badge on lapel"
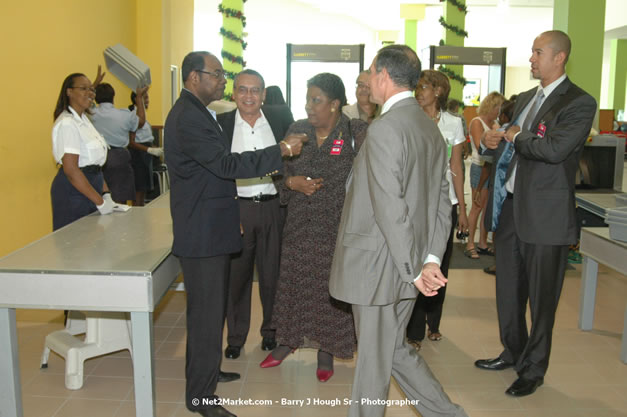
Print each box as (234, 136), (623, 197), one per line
(537, 122), (547, 138)
(330, 133), (344, 156)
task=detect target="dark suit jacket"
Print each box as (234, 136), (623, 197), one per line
(216, 104), (294, 146)
(164, 89), (283, 258)
(484, 77), (596, 246)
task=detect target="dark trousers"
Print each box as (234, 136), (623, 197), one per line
(103, 147), (135, 203)
(179, 255), (230, 411)
(406, 206), (457, 341)
(494, 198), (568, 380)
(227, 197), (283, 347)
(50, 167), (103, 231)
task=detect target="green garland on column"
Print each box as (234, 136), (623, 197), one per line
(440, 0), (468, 15)
(438, 0), (468, 87)
(219, 0), (247, 101)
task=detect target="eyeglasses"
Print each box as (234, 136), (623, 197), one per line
(236, 86), (262, 96)
(70, 86), (96, 93)
(197, 69), (227, 79)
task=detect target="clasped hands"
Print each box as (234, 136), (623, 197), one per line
(414, 262), (448, 297)
(483, 124), (521, 149)
(288, 176), (323, 196)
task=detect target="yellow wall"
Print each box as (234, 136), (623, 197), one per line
(0, 1), (193, 257)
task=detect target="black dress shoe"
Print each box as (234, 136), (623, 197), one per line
(474, 357), (514, 371)
(224, 345), (241, 359)
(217, 371), (240, 383)
(261, 337), (277, 351)
(196, 405), (237, 417)
(505, 377), (543, 397)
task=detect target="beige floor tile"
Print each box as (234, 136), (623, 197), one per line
(240, 381), (296, 402)
(155, 358), (186, 380)
(155, 341), (187, 359)
(114, 400), (179, 417)
(23, 372), (74, 398)
(557, 384), (627, 410)
(70, 376), (133, 400)
(154, 312), (183, 327)
(544, 363), (606, 385)
(455, 386), (523, 411)
(245, 360), (300, 383)
(22, 395), (67, 417)
(53, 398), (122, 417)
(90, 357), (134, 378)
(165, 326), (187, 342)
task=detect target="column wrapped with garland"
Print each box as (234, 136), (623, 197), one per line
(439, 0), (467, 102)
(219, 0), (247, 101)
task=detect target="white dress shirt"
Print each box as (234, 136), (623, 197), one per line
(230, 109), (277, 197)
(52, 106), (108, 167)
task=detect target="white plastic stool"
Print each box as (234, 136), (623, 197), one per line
(40, 311), (133, 389)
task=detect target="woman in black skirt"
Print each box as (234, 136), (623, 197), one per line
(50, 72), (114, 231)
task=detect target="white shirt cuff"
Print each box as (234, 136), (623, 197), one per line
(413, 254), (442, 282)
(512, 131), (522, 143)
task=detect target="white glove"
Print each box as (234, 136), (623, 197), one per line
(97, 193), (114, 215)
(113, 204), (131, 212)
(147, 147), (164, 157)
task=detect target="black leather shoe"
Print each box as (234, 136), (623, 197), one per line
(217, 371), (240, 383)
(224, 345), (241, 359)
(196, 405), (237, 417)
(261, 337), (277, 351)
(474, 357), (514, 371)
(505, 377), (543, 397)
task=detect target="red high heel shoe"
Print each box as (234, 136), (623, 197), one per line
(316, 368), (334, 382)
(259, 349), (295, 368)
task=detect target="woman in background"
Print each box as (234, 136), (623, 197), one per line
(406, 69), (467, 349)
(51, 72), (113, 231)
(261, 73), (367, 382)
(465, 91), (505, 259)
(127, 90), (163, 206)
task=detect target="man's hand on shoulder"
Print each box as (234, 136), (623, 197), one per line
(280, 133), (308, 157)
(414, 262), (448, 297)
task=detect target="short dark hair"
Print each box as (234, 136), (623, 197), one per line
(374, 44), (421, 90)
(446, 98), (462, 112)
(234, 69), (265, 90)
(95, 83), (115, 104)
(264, 86), (286, 105)
(307, 73), (347, 108)
(181, 51), (212, 83)
(54, 73), (86, 120)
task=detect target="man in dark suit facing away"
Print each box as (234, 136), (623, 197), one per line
(217, 69), (294, 359)
(475, 30), (596, 397)
(164, 51), (306, 417)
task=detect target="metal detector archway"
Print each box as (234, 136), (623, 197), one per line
(286, 44), (364, 120)
(429, 45), (507, 102)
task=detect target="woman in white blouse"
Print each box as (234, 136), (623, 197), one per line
(406, 69), (468, 349)
(50, 72), (114, 230)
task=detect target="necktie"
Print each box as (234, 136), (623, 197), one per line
(523, 89), (545, 132)
(490, 89), (544, 231)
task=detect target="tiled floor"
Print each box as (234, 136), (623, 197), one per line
(13, 261), (627, 417)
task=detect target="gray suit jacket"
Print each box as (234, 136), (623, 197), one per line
(329, 97), (452, 306)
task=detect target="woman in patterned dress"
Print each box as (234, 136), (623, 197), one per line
(260, 73), (368, 382)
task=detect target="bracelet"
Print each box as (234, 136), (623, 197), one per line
(281, 140), (293, 157)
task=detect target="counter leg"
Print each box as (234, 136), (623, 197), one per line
(622, 305), (627, 364)
(131, 311), (155, 417)
(579, 256), (598, 331)
(0, 308), (22, 417)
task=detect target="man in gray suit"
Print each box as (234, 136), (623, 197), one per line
(329, 45), (468, 417)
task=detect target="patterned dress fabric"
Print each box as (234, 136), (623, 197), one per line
(271, 115), (367, 359)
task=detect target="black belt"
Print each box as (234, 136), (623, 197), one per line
(238, 194), (279, 203)
(506, 192), (514, 200)
(80, 165), (102, 174)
